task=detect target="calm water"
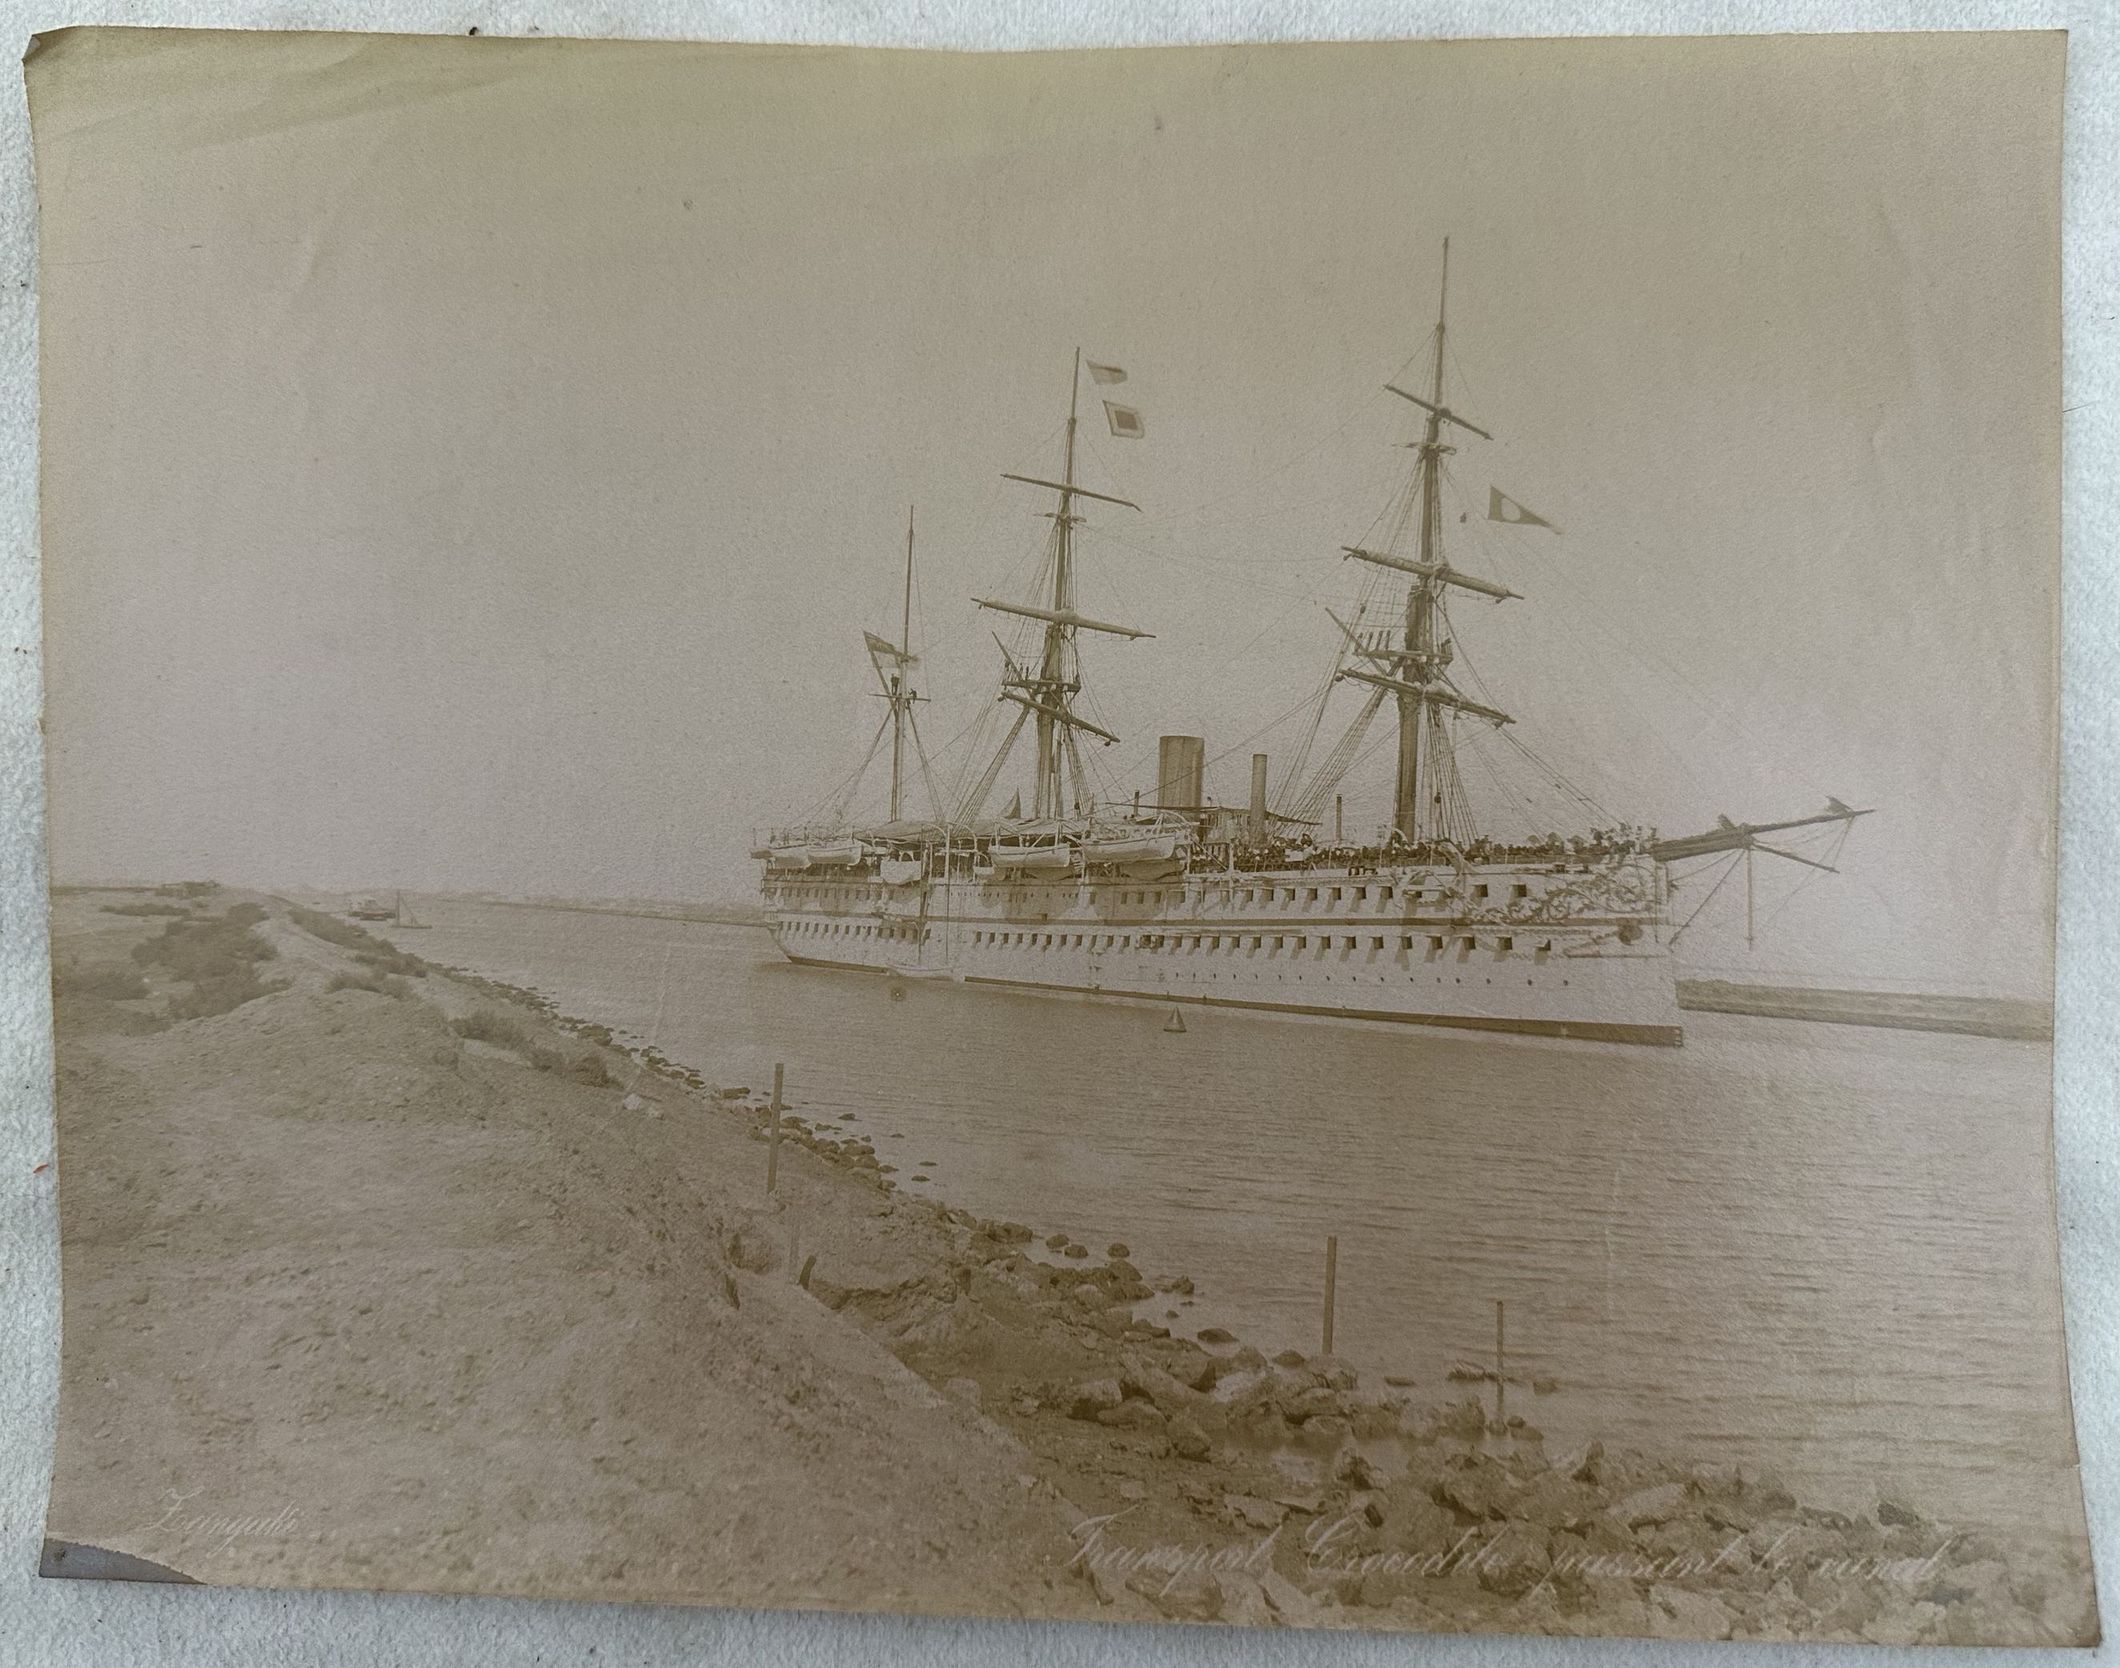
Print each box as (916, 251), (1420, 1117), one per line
(384, 900), (2084, 1541)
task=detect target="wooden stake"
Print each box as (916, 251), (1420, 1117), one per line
(1322, 1234), (1338, 1356)
(765, 1061), (784, 1195)
(1494, 1298), (1507, 1431)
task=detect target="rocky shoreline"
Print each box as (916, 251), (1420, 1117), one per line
(46, 887), (2099, 1644)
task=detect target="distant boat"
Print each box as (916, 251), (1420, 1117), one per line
(349, 890), (429, 928)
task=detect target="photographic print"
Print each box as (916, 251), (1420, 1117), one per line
(27, 25), (2095, 1645)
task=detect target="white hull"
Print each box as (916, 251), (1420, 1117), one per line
(762, 861), (1685, 1045)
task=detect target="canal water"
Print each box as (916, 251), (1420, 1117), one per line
(383, 899), (2086, 1546)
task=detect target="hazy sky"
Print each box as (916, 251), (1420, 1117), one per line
(32, 28), (2062, 993)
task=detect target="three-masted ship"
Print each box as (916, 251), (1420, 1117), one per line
(753, 247), (1867, 1045)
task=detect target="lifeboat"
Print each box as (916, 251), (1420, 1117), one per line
(878, 855), (926, 886)
(988, 841), (1075, 874)
(801, 837), (869, 868)
(764, 845), (811, 871)
(1080, 830), (1180, 866)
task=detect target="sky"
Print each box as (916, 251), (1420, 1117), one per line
(30, 27), (2063, 994)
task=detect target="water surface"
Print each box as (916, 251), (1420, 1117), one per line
(384, 899), (2084, 1543)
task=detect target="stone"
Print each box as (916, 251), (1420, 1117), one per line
(1875, 1495), (1925, 1529)
(1168, 1414), (1212, 1460)
(1224, 1494), (1287, 1532)
(1333, 1448), (1380, 1490)
(1065, 1378), (1125, 1420)
(1070, 1282), (1110, 1309)
(1649, 1584), (1736, 1639)
(1106, 1242), (1131, 1259)
(1095, 1398), (1167, 1431)
(1307, 1353), (1359, 1391)
(1213, 1572), (1275, 1628)
(1613, 1481), (1688, 1528)
(1280, 1384), (1342, 1424)
(1435, 1460), (1517, 1522)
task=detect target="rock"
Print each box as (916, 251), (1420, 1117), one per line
(942, 1376), (982, 1409)
(1065, 1378), (1125, 1420)
(1096, 1398), (1167, 1431)
(1531, 1374), (1560, 1394)
(1208, 1368), (1274, 1406)
(1062, 1242), (1089, 1260)
(1115, 1479), (1147, 1502)
(1383, 1374), (1418, 1388)
(1307, 1353), (1359, 1391)
(1333, 1448), (1380, 1490)
(1106, 1242), (1130, 1259)
(1446, 1358), (1496, 1383)
(1280, 1384), (1341, 1424)
(1224, 1494), (1287, 1532)
(1350, 1491), (1386, 1528)
(1168, 1415), (1212, 1460)
(1613, 1481), (1688, 1528)
(1302, 1414), (1351, 1444)
(1649, 1584), (1736, 1639)
(1273, 1487), (1326, 1514)
(1044, 1232), (1070, 1249)
(1434, 1461), (1516, 1521)
(1875, 1495), (1925, 1529)
(1258, 1569), (1322, 1626)
(1509, 1470), (1602, 1530)
(1272, 1348), (1308, 1368)
(1146, 1571), (1221, 1622)
(1196, 1325), (1236, 1345)
(1212, 1572), (1274, 1628)
(1070, 1282), (1110, 1309)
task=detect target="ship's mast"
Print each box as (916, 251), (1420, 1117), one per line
(887, 507), (916, 821)
(1396, 241), (1452, 845)
(1033, 353), (1083, 819)
(968, 350), (1148, 824)
(1325, 241), (1518, 846)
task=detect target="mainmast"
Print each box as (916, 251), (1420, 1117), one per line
(970, 350), (1148, 823)
(1398, 241), (1450, 845)
(1331, 239), (1518, 847)
(889, 508), (915, 820)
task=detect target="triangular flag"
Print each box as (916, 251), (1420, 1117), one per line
(1104, 401), (1145, 439)
(1086, 361), (1127, 385)
(1489, 487), (1558, 532)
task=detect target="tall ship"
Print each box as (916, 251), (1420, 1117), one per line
(753, 247), (1867, 1045)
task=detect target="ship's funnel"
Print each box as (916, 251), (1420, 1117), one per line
(1248, 753), (1270, 841)
(1157, 735), (1205, 811)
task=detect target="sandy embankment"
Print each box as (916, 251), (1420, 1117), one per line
(42, 888), (2098, 1644)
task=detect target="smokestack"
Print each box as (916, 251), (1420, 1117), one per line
(1156, 735), (1205, 811)
(1248, 752), (1270, 841)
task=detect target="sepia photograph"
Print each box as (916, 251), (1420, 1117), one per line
(24, 24), (2095, 1646)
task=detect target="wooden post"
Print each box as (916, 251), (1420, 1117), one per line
(1494, 1299), (1507, 1431)
(1321, 1234), (1338, 1356)
(765, 1062), (784, 1195)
